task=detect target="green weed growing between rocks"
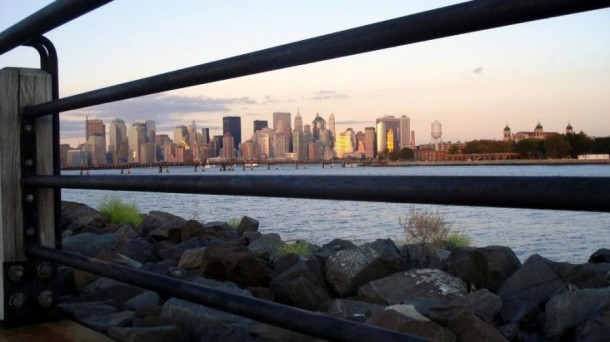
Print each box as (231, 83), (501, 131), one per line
(227, 217), (240, 230)
(98, 195), (142, 227)
(275, 240), (313, 259)
(446, 230), (471, 247)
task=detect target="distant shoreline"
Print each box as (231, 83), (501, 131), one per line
(374, 159), (610, 167)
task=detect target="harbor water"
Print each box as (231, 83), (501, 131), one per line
(62, 164), (610, 263)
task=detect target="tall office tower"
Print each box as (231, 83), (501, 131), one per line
(355, 131), (365, 152)
(213, 135), (223, 157)
(272, 131), (287, 159)
(294, 111), (303, 133)
(222, 132), (235, 159)
(387, 129), (395, 153)
(86, 136), (106, 165)
(109, 118), (127, 162)
(410, 131), (416, 149)
(201, 128), (210, 144)
(256, 127), (273, 158)
(273, 112), (291, 133)
(364, 127), (376, 158)
(241, 140), (254, 159)
(140, 143), (156, 163)
(145, 120), (156, 144)
(128, 123), (146, 162)
(376, 116), (400, 151)
(253, 120), (268, 133)
(376, 121), (387, 154)
(328, 113), (336, 146)
(399, 115), (410, 149)
(223, 116), (241, 150)
(303, 124), (312, 135)
(188, 120), (197, 146)
(335, 130), (355, 158)
(173, 125), (188, 146)
(292, 129), (308, 161)
(312, 113), (326, 140)
(85, 117), (106, 155)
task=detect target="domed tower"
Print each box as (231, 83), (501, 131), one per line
(503, 124), (512, 142)
(431, 120), (442, 151)
(534, 121), (543, 138)
(566, 122), (574, 135)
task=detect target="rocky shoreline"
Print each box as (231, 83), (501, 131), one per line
(57, 201), (610, 341)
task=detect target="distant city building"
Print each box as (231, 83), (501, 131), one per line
(145, 120), (156, 144)
(173, 125), (188, 147)
(109, 118), (127, 163)
(188, 120), (197, 147)
(399, 115), (410, 149)
(431, 120), (442, 151)
(504, 122), (561, 142)
(364, 127), (376, 158)
(222, 131), (235, 159)
(201, 128), (210, 145)
(312, 113), (326, 140)
(376, 121), (387, 154)
(223, 116), (241, 150)
(85, 117), (106, 165)
(328, 113), (336, 147)
(294, 111), (303, 133)
(140, 143), (156, 163)
(253, 120), (268, 133)
(335, 130), (355, 158)
(67, 150), (88, 167)
(128, 123), (146, 162)
(387, 129), (395, 153)
(376, 116), (400, 151)
(273, 112), (291, 133)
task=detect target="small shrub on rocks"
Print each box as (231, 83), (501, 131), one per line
(275, 240), (313, 259)
(227, 217), (240, 230)
(447, 231), (471, 247)
(400, 207), (450, 250)
(98, 196), (142, 227)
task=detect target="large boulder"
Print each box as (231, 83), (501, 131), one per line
(428, 288), (503, 325)
(269, 254), (331, 310)
(314, 239), (357, 266)
(544, 287), (610, 339)
(61, 201), (107, 232)
(551, 261), (610, 289)
(446, 246), (521, 293)
(325, 239), (406, 297)
(588, 248), (610, 264)
(107, 326), (182, 342)
(498, 254), (567, 325)
(248, 233), (283, 262)
(200, 245), (271, 287)
(576, 302), (610, 342)
(325, 299), (385, 323)
(236, 216), (259, 237)
(366, 307), (456, 342)
(62, 233), (118, 257)
(357, 269), (467, 309)
(138, 211), (186, 239)
(447, 310), (508, 342)
(85, 277), (146, 303)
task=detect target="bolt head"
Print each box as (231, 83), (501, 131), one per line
(8, 265), (25, 282)
(25, 194), (34, 203)
(38, 290), (54, 308)
(9, 293), (26, 310)
(37, 262), (55, 280)
(24, 124), (33, 133)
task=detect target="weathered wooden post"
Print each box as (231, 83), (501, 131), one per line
(0, 67), (54, 324)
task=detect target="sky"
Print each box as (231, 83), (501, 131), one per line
(1, 1), (609, 148)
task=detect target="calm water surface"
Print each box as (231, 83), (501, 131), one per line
(62, 164), (610, 263)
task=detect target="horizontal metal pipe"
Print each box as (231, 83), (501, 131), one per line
(0, 0), (112, 56)
(24, 175), (610, 212)
(25, 245), (428, 342)
(23, 0), (610, 117)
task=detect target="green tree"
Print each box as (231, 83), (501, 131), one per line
(543, 134), (571, 159)
(448, 145), (459, 154)
(515, 139), (543, 159)
(592, 137), (610, 154)
(565, 132), (593, 158)
(396, 148), (414, 160)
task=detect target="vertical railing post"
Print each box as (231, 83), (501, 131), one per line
(0, 67), (55, 324)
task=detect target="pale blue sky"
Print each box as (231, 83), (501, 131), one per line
(1, 1), (609, 147)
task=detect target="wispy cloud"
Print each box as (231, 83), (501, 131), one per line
(472, 66), (483, 74)
(309, 90), (348, 101)
(336, 120), (371, 126)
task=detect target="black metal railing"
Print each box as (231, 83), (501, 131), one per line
(2, 0), (609, 340)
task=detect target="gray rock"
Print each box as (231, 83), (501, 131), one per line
(325, 298), (385, 323)
(204, 221), (230, 231)
(236, 216), (259, 237)
(357, 269), (467, 306)
(62, 233), (118, 257)
(199, 327), (251, 342)
(158, 237), (206, 260)
(177, 246), (206, 269)
(447, 247), (488, 290)
(428, 288), (503, 325)
(551, 261), (610, 289)
(124, 291), (162, 312)
(447, 310), (508, 342)
(248, 233), (283, 261)
(192, 277), (253, 297)
(161, 297), (255, 340)
(249, 323), (320, 342)
(200, 245), (271, 287)
(180, 219), (206, 241)
(386, 304), (430, 322)
(480, 245), (522, 292)
(270, 255), (331, 310)
(588, 248), (610, 264)
(139, 211), (186, 238)
(325, 239), (406, 297)
(61, 201), (107, 231)
(115, 223), (141, 238)
(366, 308), (456, 342)
(544, 287), (610, 339)
(114, 236), (156, 263)
(78, 310), (136, 332)
(85, 277), (146, 303)
(59, 300), (118, 318)
(576, 302), (610, 342)
(107, 326), (182, 342)
(498, 254), (567, 324)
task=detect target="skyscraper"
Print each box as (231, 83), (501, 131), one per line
(376, 122), (387, 154)
(109, 118), (127, 163)
(328, 113), (336, 146)
(335, 130), (354, 158)
(173, 125), (188, 147)
(364, 127), (376, 158)
(222, 132), (235, 159)
(312, 113), (326, 140)
(188, 120), (197, 146)
(253, 120), (268, 133)
(145, 120), (156, 144)
(376, 116), (400, 151)
(399, 115), (410, 149)
(201, 128), (210, 145)
(223, 116), (241, 150)
(128, 123), (146, 162)
(273, 112), (291, 133)
(294, 111), (303, 133)
(85, 117), (106, 164)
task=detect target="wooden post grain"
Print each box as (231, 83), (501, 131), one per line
(0, 67), (53, 319)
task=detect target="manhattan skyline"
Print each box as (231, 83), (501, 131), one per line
(1, 1), (609, 147)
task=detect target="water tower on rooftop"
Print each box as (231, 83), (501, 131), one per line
(431, 120), (442, 151)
